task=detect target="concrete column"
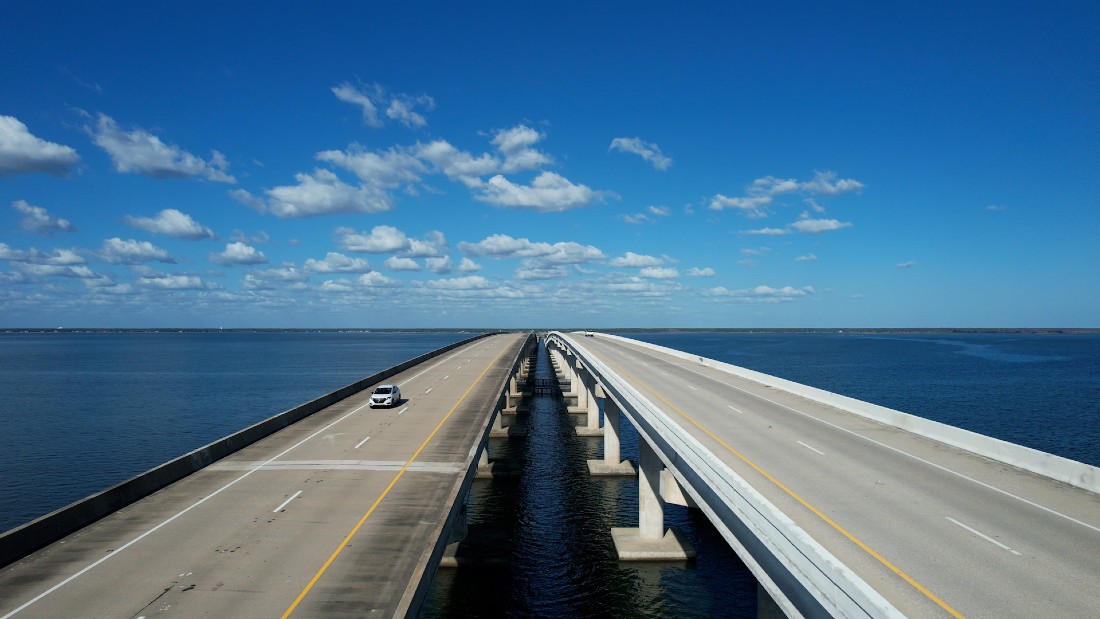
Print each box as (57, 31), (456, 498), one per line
(638, 438), (664, 540)
(604, 396), (622, 463)
(586, 377), (600, 429)
(574, 361), (589, 410)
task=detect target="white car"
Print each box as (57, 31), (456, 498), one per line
(369, 384), (401, 408)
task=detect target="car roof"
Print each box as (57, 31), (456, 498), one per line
(375, 384), (397, 389)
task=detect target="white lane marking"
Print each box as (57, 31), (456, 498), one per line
(0, 399), (375, 618)
(443, 375), (449, 380)
(398, 406), (408, 415)
(661, 371), (669, 376)
(272, 490), (303, 513)
(945, 517), (1021, 555)
(727, 405), (744, 414)
(611, 343), (1100, 536)
(399, 343), (480, 386)
(797, 440), (825, 455)
(688, 385), (698, 391)
(354, 436), (370, 449)
(425, 388), (433, 394)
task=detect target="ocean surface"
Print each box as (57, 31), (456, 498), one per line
(2, 331), (1097, 617)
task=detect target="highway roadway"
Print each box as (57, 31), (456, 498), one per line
(0, 333), (526, 619)
(567, 333), (1100, 618)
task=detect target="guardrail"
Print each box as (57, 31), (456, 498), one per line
(549, 332), (902, 619)
(0, 332), (497, 568)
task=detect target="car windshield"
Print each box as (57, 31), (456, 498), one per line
(374, 387), (392, 394)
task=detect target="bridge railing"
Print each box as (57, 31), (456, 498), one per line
(549, 332), (903, 619)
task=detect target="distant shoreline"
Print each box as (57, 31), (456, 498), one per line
(2, 327), (1097, 335)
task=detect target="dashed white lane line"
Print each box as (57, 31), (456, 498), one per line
(398, 406), (408, 415)
(727, 405), (744, 414)
(354, 436), (370, 449)
(688, 385), (699, 391)
(443, 375), (449, 380)
(945, 517), (1021, 555)
(272, 490), (303, 513)
(425, 388), (433, 394)
(797, 440), (825, 455)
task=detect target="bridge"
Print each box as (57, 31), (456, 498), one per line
(546, 331), (1100, 618)
(2, 330), (1097, 618)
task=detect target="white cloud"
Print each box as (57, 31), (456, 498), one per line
(702, 285), (815, 303)
(741, 247), (771, 256)
(424, 255), (452, 274)
(421, 275), (492, 290)
(385, 94), (434, 128)
(985, 204), (1007, 212)
(137, 273), (210, 290)
(896, 260), (916, 269)
(336, 225), (410, 253)
(610, 252), (663, 268)
(709, 194), (772, 217)
(211, 241), (268, 266)
(303, 252), (371, 274)
(320, 279), (356, 293)
(90, 114), (235, 183)
(751, 176), (799, 195)
(795, 253), (818, 262)
(359, 271), (401, 287)
(457, 257), (481, 273)
(404, 231), (447, 258)
(609, 137), (672, 171)
(743, 227), (791, 236)
(640, 266), (679, 279)
(684, 267), (715, 277)
(458, 234), (605, 267)
(478, 171), (598, 212)
(516, 265), (569, 280)
(416, 140), (500, 188)
(243, 169), (392, 218)
(15, 263), (98, 278)
(123, 208), (214, 239)
(385, 256), (421, 271)
(0, 243), (85, 265)
(647, 205), (671, 217)
(101, 238), (174, 264)
(622, 213), (651, 224)
(315, 146), (426, 188)
(492, 125), (553, 172)
(332, 82), (383, 127)
(0, 115), (80, 177)
(801, 170), (864, 196)
(12, 200), (75, 235)
(789, 216), (852, 234)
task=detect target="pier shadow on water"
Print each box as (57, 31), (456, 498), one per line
(422, 342), (757, 618)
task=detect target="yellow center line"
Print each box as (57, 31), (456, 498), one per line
(281, 338), (511, 618)
(605, 356), (966, 619)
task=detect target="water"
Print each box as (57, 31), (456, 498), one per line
(2, 330), (1097, 617)
(0, 330), (470, 531)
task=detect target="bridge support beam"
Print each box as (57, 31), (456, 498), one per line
(574, 364), (603, 436)
(587, 395), (636, 476)
(611, 438), (695, 561)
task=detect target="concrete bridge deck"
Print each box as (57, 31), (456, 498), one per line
(0, 333), (527, 619)
(556, 332), (1100, 618)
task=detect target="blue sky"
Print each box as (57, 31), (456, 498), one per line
(2, 2), (1097, 328)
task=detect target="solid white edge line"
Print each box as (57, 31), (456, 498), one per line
(597, 338), (1100, 536)
(797, 440), (825, 455)
(273, 490), (303, 513)
(945, 517), (1022, 555)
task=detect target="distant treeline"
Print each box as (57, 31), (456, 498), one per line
(2, 327), (1097, 334)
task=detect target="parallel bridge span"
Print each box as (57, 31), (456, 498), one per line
(548, 331), (1100, 619)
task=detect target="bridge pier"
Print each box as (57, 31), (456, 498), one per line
(611, 438), (695, 561)
(587, 395), (636, 476)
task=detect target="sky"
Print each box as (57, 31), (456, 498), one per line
(1, 2), (1097, 328)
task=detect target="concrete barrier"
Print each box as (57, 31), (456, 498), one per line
(553, 333), (902, 619)
(0, 332), (495, 568)
(595, 332), (1100, 494)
